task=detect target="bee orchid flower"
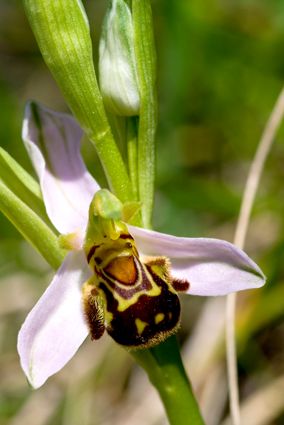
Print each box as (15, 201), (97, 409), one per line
(18, 102), (266, 389)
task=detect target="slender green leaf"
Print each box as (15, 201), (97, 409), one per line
(0, 148), (55, 230)
(0, 181), (66, 270)
(23, 0), (134, 205)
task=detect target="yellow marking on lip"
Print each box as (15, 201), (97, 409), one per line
(115, 267), (161, 312)
(155, 313), (165, 325)
(100, 258), (162, 312)
(135, 318), (148, 335)
(105, 310), (114, 328)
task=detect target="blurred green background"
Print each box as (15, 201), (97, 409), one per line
(1, 0), (284, 424)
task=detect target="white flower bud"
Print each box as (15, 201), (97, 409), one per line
(99, 0), (140, 116)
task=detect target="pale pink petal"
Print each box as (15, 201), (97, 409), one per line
(22, 101), (100, 234)
(129, 226), (266, 296)
(17, 251), (91, 389)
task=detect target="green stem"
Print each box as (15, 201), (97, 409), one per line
(131, 335), (205, 425)
(111, 115), (141, 227)
(126, 116), (139, 201)
(133, 0), (158, 229)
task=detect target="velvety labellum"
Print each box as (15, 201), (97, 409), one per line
(82, 230), (189, 349)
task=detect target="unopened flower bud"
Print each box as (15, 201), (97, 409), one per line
(99, 0), (141, 116)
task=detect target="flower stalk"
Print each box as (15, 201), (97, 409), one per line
(126, 116), (139, 200)
(132, 0), (158, 229)
(132, 335), (205, 425)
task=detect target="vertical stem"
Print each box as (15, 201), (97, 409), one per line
(113, 115), (128, 164)
(113, 115), (141, 226)
(132, 0), (158, 229)
(226, 85), (284, 425)
(131, 336), (205, 425)
(126, 117), (139, 201)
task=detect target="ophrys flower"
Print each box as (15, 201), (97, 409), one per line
(18, 102), (266, 389)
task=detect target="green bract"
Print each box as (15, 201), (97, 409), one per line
(23, 0), (135, 206)
(0, 148), (65, 268)
(0, 148), (53, 228)
(99, 0), (141, 116)
(0, 181), (66, 270)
